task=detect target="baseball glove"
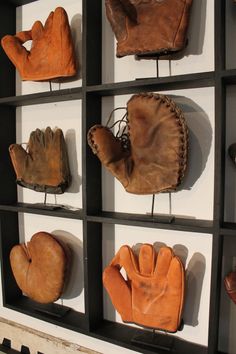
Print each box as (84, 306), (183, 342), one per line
(9, 127), (71, 194)
(10, 232), (69, 304)
(103, 244), (185, 332)
(105, 0), (192, 58)
(88, 93), (188, 195)
(1, 7), (76, 81)
(224, 271), (236, 304)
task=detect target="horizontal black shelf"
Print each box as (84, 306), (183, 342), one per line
(0, 87), (82, 107)
(0, 202), (83, 219)
(90, 320), (208, 354)
(87, 211), (213, 233)
(87, 71), (215, 96)
(5, 296), (87, 333)
(222, 69), (236, 84)
(220, 222), (236, 236)
(0, 72), (216, 107)
(2, 0), (39, 7)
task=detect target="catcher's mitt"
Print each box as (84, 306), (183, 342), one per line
(1, 7), (76, 81)
(105, 0), (192, 58)
(88, 93), (188, 195)
(10, 232), (69, 304)
(103, 244), (185, 332)
(224, 271), (236, 304)
(9, 127), (71, 194)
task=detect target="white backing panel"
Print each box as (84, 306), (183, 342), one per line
(18, 213), (84, 312)
(102, 0), (214, 83)
(102, 225), (212, 346)
(16, 0), (82, 94)
(15, 100), (82, 209)
(102, 87), (215, 220)
(218, 236), (236, 354)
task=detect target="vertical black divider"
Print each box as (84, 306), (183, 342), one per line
(83, 221), (103, 331)
(0, 4), (15, 98)
(0, 107), (17, 204)
(208, 0), (226, 353)
(82, 0), (102, 86)
(0, 4), (17, 204)
(82, 0), (103, 331)
(0, 211), (20, 304)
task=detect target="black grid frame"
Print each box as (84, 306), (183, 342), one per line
(0, 0), (231, 353)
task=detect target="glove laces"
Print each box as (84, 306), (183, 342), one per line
(106, 107), (130, 151)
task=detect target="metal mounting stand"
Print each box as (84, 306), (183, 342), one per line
(146, 194), (175, 224)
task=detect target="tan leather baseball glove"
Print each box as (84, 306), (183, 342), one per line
(88, 93), (188, 195)
(9, 127), (71, 194)
(1, 7), (76, 81)
(10, 232), (69, 304)
(105, 0), (192, 58)
(103, 244), (185, 332)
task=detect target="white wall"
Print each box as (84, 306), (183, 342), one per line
(0, 0), (217, 353)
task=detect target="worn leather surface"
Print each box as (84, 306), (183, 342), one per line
(105, 0), (193, 57)
(103, 244), (185, 332)
(10, 232), (68, 304)
(9, 127), (71, 194)
(1, 7), (76, 81)
(224, 271), (236, 304)
(88, 92), (188, 195)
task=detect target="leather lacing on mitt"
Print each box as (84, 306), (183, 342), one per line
(88, 92), (188, 195)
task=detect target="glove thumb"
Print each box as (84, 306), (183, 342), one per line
(88, 125), (130, 188)
(103, 265), (133, 322)
(9, 144), (29, 180)
(1, 35), (28, 74)
(10, 244), (31, 291)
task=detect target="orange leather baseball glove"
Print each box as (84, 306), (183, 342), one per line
(10, 232), (69, 304)
(103, 244), (185, 332)
(9, 127), (71, 194)
(105, 0), (192, 58)
(88, 92), (188, 195)
(1, 7), (76, 81)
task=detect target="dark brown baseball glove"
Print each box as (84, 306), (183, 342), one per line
(1, 7), (76, 81)
(224, 271), (236, 304)
(88, 93), (188, 195)
(103, 244), (185, 332)
(9, 127), (71, 194)
(10, 232), (69, 304)
(105, 0), (192, 58)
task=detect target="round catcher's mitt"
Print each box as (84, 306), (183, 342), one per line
(103, 244), (185, 332)
(88, 93), (188, 194)
(10, 232), (69, 304)
(9, 127), (71, 194)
